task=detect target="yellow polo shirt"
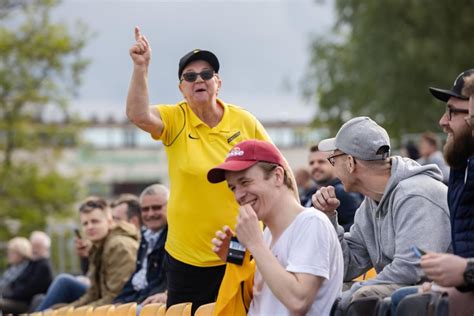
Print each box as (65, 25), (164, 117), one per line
(154, 99), (270, 267)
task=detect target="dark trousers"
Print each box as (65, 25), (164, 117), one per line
(165, 252), (226, 315)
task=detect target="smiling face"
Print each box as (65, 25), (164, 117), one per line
(140, 193), (168, 232)
(225, 164), (281, 222)
(80, 208), (113, 243)
(308, 150), (336, 185)
(178, 60), (221, 106)
(439, 97), (474, 168)
(328, 150), (357, 192)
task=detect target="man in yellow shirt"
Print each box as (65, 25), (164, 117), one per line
(126, 26), (270, 313)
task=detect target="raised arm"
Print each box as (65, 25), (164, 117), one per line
(126, 26), (164, 138)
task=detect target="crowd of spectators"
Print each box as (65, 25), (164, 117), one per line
(1, 39), (472, 316)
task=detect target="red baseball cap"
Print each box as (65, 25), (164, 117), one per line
(207, 140), (285, 184)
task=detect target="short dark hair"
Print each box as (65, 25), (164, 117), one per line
(113, 194), (142, 225)
(123, 200), (141, 221)
(79, 196), (109, 215)
(257, 162), (294, 191)
(111, 193), (138, 207)
(309, 145), (319, 153)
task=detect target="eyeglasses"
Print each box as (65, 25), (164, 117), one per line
(79, 200), (107, 212)
(446, 106), (469, 121)
(180, 69), (215, 83)
(327, 153), (347, 166)
(141, 204), (167, 212)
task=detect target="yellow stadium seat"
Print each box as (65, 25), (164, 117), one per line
(353, 267), (377, 281)
(114, 303), (137, 316)
(92, 305), (115, 316)
(165, 303), (191, 316)
(55, 306), (74, 316)
(43, 309), (58, 316)
(194, 303), (215, 316)
(156, 304), (166, 316)
(181, 304), (191, 316)
(140, 303), (163, 316)
(71, 306), (93, 316)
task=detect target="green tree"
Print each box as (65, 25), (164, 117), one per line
(304, 0), (474, 140)
(0, 0), (91, 241)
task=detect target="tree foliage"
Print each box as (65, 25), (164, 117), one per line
(304, 0), (474, 140)
(0, 0), (91, 240)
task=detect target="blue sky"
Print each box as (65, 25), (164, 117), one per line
(52, 0), (335, 122)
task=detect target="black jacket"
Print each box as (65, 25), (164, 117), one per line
(114, 226), (168, 303)
(3, 258), (53, 303)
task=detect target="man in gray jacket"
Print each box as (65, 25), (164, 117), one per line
(312, 116), (451, 307)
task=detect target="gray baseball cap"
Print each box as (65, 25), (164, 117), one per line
(318, 117), (391, 161)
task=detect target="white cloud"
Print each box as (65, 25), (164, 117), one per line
(54, 0), (334, 122)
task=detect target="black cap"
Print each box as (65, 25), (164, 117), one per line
(178, 49), (220, 79)
(429, 69), (474, 102)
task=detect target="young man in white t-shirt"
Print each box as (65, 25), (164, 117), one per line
(208, 139), (343, 316)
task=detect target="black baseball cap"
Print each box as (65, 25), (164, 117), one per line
(178, 49), (220, 79)
(429, 69), (474, 102)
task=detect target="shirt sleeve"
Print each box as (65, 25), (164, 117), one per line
(153, 103), (185, 145)
(286, 216), (335, 280)
(254, 117), (271, 142)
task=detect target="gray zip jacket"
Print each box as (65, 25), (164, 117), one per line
(328, 156), (451, 285)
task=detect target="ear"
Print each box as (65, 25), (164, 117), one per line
(178, 82), (184, 94)
(346, 156), (356, 173)
(130, 217), (141, 230)
(273, 166), (285, 186)
(215, 74), (222, 91)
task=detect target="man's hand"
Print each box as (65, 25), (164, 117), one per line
(312, 186), (340, 216)
(75, 238), (91, 258)
(235, 204), (264, 252)
(130, 26), (151, 68)
(141, 292), (167, 305)
(419, 281), (432, 293)
(420, 253), (468, 287)
(211, 225), (234, 262)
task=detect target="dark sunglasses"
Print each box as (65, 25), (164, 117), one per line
(141, 204), (166, 212)
(446, 106), (468, 121)
(181, 69), (215, 83)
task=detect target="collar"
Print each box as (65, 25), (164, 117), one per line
(186, 98), (230, 132)
(143, 228), (162, 244)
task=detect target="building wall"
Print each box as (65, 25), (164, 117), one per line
(60, 121), (324, 197)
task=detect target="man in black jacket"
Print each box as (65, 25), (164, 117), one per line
(114, 184), (169, 304)
(420, 69), (474, 314)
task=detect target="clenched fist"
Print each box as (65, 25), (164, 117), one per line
(312, 185), (340, 216)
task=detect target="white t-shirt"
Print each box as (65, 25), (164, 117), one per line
(248, 208), (343, 316)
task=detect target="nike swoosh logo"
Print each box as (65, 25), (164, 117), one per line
(188, 133), (199, 139)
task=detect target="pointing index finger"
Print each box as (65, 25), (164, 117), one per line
(134, 26), (141, 41)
